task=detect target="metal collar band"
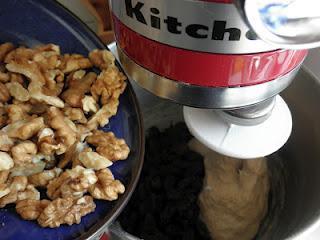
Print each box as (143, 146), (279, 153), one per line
(117, 45), (302, 109)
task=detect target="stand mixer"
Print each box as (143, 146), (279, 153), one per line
(109, 0), (319, 159)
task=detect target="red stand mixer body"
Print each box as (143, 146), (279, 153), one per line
(110, 0), (307, 109)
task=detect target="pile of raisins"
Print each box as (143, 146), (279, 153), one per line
(119, 123), (211, 240)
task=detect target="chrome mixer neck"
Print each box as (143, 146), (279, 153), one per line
(220, 97), (276, 126)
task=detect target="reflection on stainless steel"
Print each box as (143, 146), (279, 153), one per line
(235, 0), (320, 49)
(220, 97), (276, 126)
(117, 45), (301, 109)
(264, 68), (320, 239)
(249, 68), (320, 239)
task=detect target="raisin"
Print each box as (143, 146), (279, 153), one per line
(118, 124), (211, 239)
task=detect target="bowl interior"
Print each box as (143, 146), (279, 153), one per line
(255, 69), (320, 240)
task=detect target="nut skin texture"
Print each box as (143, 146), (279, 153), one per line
(4, 45), (58, 96)
(28, 168), (62, 187)
(38, 135), (60, 155)
(17, 184), (40, 202)
(47, 166), (97, 200)
(81, 95), (98, 113)
(10, 73), (25, 85)
(87, 98), (119, 130)
(0, 103), (7, 128)
(0, 151), (14, 171)
(0, 171), (10, 198)
(4, 46), (34, 63)
(0, 43), (15, 62)
(86, 130), (130, 162)
(89, 49), (115, 70)
(57, 141), (88, 169)
(0, 82), (10, 103)
(0, 176), (28, 207)
(6, 117), (45, 140)
(79, 151), (113, 170)
(91, 66), (126, 105)
(0, 170), (9, 184)
(37, 196), (96, 228)
(61, 72), (96, 108)
(32, 46), (60, 72)
(58, 142), (77, 169)
(89, 168), (125, 201)
(63, 107), (87, 124)
(7, 103), (33, 123)
(0, 72), (10, 83)
(47, 107), (77, 154)
(0, 184), (10, 198)
(29, 102), (47, 115)
(76, 124), (92, 141)
(19, 118), (45, 140)
(43, 71), (64, 97)
(6, 62), (64, 108)
(4, 44), (59, 65)
(0, 181), (40, 208)
(10, 161), (46, 178)
(0, 191), (16, 207)
(11, 141), (37, 166)
(45, 69), (64, 84)
(5, 81), (30, 102)
(0, 132), (14, 152)
(37, 128), (60, 156)
(6, 61), (46, 87)
(16, 199), (50, 220)
(59, 54), (92, 73)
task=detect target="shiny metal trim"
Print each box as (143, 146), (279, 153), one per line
(219, 97), (276, 126)
(117, 45), (302, 109)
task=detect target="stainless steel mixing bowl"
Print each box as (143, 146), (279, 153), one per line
(258, 68), (320, 240)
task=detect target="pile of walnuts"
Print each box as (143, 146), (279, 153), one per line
(0, 43), (129, 227)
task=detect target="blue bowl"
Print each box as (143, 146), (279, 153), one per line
(0, 1), (144, 239)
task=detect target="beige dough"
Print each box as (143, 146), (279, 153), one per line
(189, 139), (270, 240)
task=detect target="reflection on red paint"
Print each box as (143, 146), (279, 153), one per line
(100, 233), (109, 240)
(113, 15), (307, 87)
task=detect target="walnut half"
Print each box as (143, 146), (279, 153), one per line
(0, 176), (31, 207)
(16, 199), (50, 220)
(47, 166), (97, 200)
(86, 130), (130, 162)
(37, 196), (96, 228)
(89, 168), (125, 201)
(11, 141), (37, 166)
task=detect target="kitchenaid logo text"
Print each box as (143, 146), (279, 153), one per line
(125, 0), (257, 41)
(111, 0), (277, 54)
